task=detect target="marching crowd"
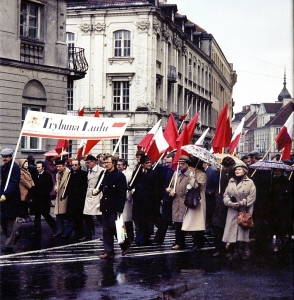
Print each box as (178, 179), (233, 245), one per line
(0, 147), (293, 260)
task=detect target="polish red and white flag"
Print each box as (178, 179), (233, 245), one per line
(137, 119), (161, 151)
(229, 117), (245, 154)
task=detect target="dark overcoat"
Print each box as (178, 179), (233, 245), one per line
(64, 169), (88, 221)
(31, 171), (53, 215)
(0, 161), (21, 218)
(131, 169), (160, 222)
(99, 168), (127, 215)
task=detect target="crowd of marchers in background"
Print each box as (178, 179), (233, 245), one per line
(0, 147), (293, 260)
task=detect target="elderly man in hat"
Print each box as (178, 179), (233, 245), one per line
(167, 155), (193, 250)
(211, 156), (236, 257)
(0, 148), (21, 252)
(54, 159), (71, 237)
(130, 155), (160, 246)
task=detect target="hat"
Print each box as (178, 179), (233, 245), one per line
(221, 156), (235, 167)
(85, 154), (97, 161)
(178, 155), (191, 165)
(234, 161), (248, 170)
(1, 148), (14, 156)
(140, 155), (151, 164)
(55, 159), (66, 166)
(136, 150), (145, 157)
(248, 150), (262, 159)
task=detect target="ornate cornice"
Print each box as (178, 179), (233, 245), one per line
(153, 19), (161, 36)
(79, 23), (91, 33)
(173, 33), (182, 51)
(162, 27), (172, 44)
(136, 21), (150, 31)
(93, 23), (106, 32)
(79, 23), (106, 33)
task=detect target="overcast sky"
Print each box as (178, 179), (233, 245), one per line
(166, 0), (293, 114)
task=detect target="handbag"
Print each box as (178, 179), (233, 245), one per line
(115, 214), (126, 244)
(236, 209), (254, 229)
(184, 184), (201, 209)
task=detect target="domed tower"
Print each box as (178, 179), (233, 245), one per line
(278, 69), (292, 101)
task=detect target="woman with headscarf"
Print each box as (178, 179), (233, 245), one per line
(18, 159), (35, 222)
(182, 157), (207, 251)
(222, 162), (256, 260)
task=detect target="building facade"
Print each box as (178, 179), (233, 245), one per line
(66, 0), (236, 165)
(0, 0), (87, 159)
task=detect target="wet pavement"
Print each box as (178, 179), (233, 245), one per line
(0, 216), (293, 299)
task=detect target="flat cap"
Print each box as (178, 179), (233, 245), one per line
(178, 155), (191, 165)
(248, 150), (261, 157)
(221, 156), (235, 167)
(0, 148), (14, 156)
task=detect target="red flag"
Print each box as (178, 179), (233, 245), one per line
(179, 114), (187, 121)
(164, 113), (179, 151)
(137, 120), (161, 150)
(55, 139), (69, 155)
(78, 104), (84, 116)
(83, 110), (101, 155)
(212, 104), (231, 153)
(275, 112), (293, 159)
(172, 112), (200, 168)
(76, 143), (84, 160)
(229, 117), (245, 153)
(147, 126), (169, 162)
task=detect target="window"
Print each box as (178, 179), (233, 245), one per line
(112, 136), (128, 160)
(67, 32), (75, 49)
(20, 1), (41, 39)
(113, 82), (129, 110)
(21, 106), (42, 150)
(67, 80), (74, 111)
(114, 30), (130, 57)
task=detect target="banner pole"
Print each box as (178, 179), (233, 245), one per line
(4, 131), (23, 191)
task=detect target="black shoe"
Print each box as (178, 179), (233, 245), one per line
(122, 242), (131, 256)
(1, 247), (13, 253)
(78, 237), (91, 242)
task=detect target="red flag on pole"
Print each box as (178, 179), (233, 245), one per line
(275, 112), (293, 160)
(147, 126), (169, 162)
(164, 113), (179, 151)
(55, 139), (69, 155)
(78, 103), (84, 116)
(83, 110), (101, 155)
(212, 104), (231, 154)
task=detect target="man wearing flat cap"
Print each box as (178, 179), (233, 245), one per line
(129, 155), (160, 245)
(0, 148), (21, 252)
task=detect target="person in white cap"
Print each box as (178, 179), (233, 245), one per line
(0, 148), (21, 253)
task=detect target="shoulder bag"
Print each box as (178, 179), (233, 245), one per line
(184, 184), (201, 209)
(236, 208), (254, 229)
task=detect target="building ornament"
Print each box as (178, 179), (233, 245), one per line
(162, 27), (172, 43)
(173, 33), (182, 50)
(93, 23), (106, 32)
(153, 19), (161, 36)
(136, 21), (150, 31)
(79, 23), (91, 33)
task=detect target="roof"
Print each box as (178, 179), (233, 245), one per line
(278, 72), (292, 101)
(244, 112), (257, 129)
(67, 0), (151, 8)
(262, 103), (283, 114)
(186, 19), (206, 33)
(266, 101), (294, 126)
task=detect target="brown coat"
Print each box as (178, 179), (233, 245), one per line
(182, 169), (207, 231)
(222, 176), (256, 243)
(170, 169), (193, 222)
(54, 167), (71, 215)
(19, 159), (35, 201)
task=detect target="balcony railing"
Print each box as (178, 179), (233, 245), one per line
(68, 47), (88, 79)
(20, 40), (44, 64)
(168, 65), (177, 83)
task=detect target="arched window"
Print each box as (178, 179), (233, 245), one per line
(114, 30), (131, 57)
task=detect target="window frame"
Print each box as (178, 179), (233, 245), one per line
(112, 136), (128, 160)
(20, 0), (42, 40)
(21, 106), (42, 150)
(112, 81), (130, 111)
(114, 30), (131, 57)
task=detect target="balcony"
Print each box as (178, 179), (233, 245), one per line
(68, 47), (88, 80)
(20, 40), (44, 64)
(168, 65), (177, 83)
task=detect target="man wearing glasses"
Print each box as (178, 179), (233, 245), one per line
(98, 155), (130, 258)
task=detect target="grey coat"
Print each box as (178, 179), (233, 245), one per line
(222, 176), (256, 243)
(54, 167), (71, 215)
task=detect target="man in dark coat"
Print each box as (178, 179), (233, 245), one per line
(130, 155), (160, 246)
(98, 155), (130, 258)
(0, 148), (21, 252)
(31, 161), (56, 235)
(62, 159), (88, 240)
(212, 156), (235, 257)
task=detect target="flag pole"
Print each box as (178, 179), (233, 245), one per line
(251, 140), (276, 177)
(4, 130), (23, 191)
(178, 104), (192, 132)
(172, 163), (180, 191)
(152, 153), (165, 170)
(129, 165), (142, 187)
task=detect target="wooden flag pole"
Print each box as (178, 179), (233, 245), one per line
(152, 153), (165, 170)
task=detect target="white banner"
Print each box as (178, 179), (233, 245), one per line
(22, 111), (130, 140)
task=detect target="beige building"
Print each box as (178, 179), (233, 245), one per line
(66, 0), (236, 164)
(0, 0), (87, 158)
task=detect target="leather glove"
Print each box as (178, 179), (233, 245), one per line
(0, 195), (6, 202)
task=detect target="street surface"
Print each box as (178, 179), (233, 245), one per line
(0, 217), (293, 299)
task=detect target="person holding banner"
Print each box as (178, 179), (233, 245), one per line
(54, 159), (71, 237)
(0, 148), (21, 253)
(98, 155), (131, 258)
